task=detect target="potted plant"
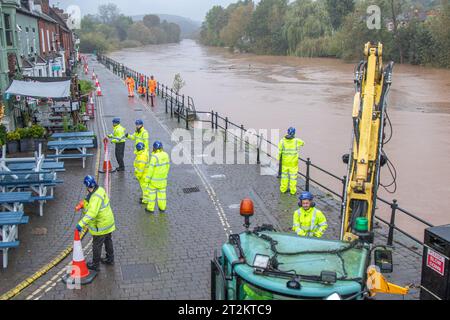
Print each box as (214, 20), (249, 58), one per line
(29, 124), (47, 152)
(18, 127), (34, 152)
(6, 130), (21, 154)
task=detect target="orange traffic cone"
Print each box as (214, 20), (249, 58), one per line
(96, 85), (103, 96)
(102, 159), (114, 172)
(95, 78), (100, 87)
(62, 230), (97, 285)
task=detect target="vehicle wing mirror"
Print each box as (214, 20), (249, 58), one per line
(374, 249), (393, 273)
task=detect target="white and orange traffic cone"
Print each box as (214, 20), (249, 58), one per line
(62, 229), (97, 286)
(101, 159), (114, 173)
(96, 85), (103, 96)
(95, 78), (100, 88)
(98, 137), (116, 174)
(92, 71), (96, 80)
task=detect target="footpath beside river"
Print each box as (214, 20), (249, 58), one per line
(0, 56), (422, 300)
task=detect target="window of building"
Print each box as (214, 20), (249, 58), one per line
(41, 29), (45, 53)
(46, 29), (50, 52)
(0, 15), (4, 48)
(32, 28), (35, 33)
(4, 14), (14, 46)
(26, 27), (29, 33)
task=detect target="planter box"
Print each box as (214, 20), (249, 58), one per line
(7, 141), (19, 154)
(19, 138), (35, 152)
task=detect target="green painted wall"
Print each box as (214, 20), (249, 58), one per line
(0, 0), (20, 130)
(16, 11), (40, 59)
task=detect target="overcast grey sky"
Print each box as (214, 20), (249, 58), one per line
(50, 0), (244, 22)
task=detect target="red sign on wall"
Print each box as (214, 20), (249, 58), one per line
(427, 248), (446, 276)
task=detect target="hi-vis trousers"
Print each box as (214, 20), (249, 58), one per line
(280, 166), (298, 195)
(144, 184), (167, 211)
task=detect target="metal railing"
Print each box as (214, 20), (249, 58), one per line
(97, 54), (434, 251)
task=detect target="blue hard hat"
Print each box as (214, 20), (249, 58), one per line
(135, 119), (144, 126)
(287, 127), (296, 137)
(299, 191), (314, 201)
(84, 175), (97, 188)
(136, 142), (145, 151)
(112, 118), (120, 124)
(153, 141), (163, 150)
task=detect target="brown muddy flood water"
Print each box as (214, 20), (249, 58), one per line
(110, 39), (450, 238)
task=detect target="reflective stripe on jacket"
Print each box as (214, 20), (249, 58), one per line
(134, 149), (149, 180)
(145, 150), (170, 188)
(108, 124), (126, 144)
(78, 187), (116, 236)
(128, 127), (149, 154)
(278, 137), (305, 167)
(292, 207), (327, 238)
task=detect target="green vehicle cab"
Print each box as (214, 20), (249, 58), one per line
(211, 199), (407, 301)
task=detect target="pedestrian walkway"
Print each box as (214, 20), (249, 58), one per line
(1, 56), (422, 300)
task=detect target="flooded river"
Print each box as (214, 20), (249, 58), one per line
(109, 39), (450, 238)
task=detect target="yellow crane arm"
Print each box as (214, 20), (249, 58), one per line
(341, 42), (393, 242)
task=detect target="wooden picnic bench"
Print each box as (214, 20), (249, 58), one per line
(50, 131), (95, 141)
(6, 162), (65, 172)
(0, 170), (63, 216)
(0, 192), (33, 212)
(0, 211), (30, 268)
(47, 139), (94, 168)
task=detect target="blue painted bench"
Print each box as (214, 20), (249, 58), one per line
(47, 139), (94, 168)
(47, 154), (94, 159)
(50, 132), (95, 140)
(0, 192), (33, 212)
(0, 241), (20, 269)
(0, 211), (29, 268)
(0, 179), (64, 187)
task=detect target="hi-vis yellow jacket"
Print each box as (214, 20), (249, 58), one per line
(128, 127), (149, 154)
(278, 136), (305, 167)
(134, 149), (149, 180)
(145, 150), (170, 188)
(292, 207), (328, 238)
(79, 187), (116, 236)
(108, 124), (126, 144)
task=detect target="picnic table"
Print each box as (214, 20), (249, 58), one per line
(1, 147), (65, 217)
(50, 131), (95, 141)
(0, 192), (33, 212)
(0, 211), (29, 268)
(51, 105), (71, 113)
(47, 139), (94, 168)
(6, 162), (65, 172)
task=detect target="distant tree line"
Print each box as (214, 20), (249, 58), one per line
(199, 0), (450, 68)
(78, 3), (181, 53)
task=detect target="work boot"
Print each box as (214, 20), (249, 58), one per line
(87, 262), (100, 271)
(145, 209), (154, 214)
(100, 258), (114, 266)
(159, 210), (166, 214)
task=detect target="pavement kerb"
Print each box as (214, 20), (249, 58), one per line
(0, 112), (103, 301)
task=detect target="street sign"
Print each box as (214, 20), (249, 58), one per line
(426, 248), (446, 276)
